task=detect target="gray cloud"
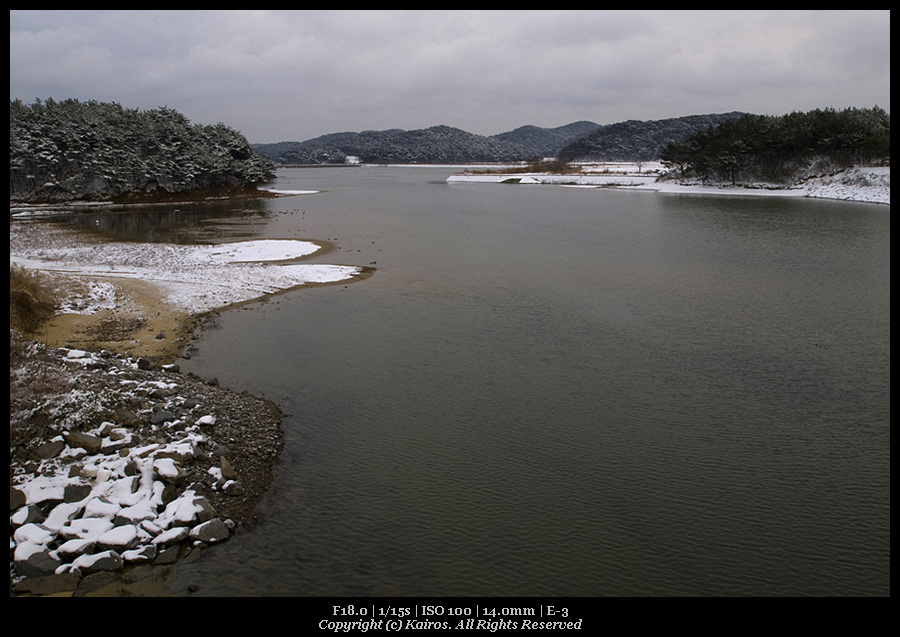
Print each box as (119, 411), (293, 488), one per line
(9, 10), (891, 143)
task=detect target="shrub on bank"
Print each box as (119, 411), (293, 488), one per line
(10, 266), (58, 334)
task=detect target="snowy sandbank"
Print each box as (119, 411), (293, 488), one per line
(447, 164), (890, 205)
(10, 226), (369, 316)
(256, 187), (319, 196)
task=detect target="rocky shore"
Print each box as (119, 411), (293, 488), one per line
(9, 207), (371, 597)
(10, 330), (284, 596)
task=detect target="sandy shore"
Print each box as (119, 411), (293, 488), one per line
(30, 277), (197, 362)
(9, 219), (373, 362)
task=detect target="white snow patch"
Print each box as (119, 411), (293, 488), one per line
(97, 524), (139, 548)
(10, 229), (368, 316)
(258, 188), (319, 195)
(14, 523), (55, 547)
(153, 457), (181, 480)
(190, 239), (321, 263)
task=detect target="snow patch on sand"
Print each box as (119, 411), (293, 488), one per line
(9, 226), (367, 316)
(189, 239), (321, 264)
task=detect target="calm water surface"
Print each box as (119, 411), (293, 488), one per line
(141, 166), (886, 596)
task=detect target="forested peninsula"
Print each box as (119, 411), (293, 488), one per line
(9, 99), (276, 203)
(659, 107), (890, 185)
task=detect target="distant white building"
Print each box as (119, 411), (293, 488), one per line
(345, 155), (361, 164)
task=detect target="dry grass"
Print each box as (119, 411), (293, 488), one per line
(468, 158), (584, 176)
(9, 265), (60, 335)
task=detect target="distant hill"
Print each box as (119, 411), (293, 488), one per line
(490, 120), (602, 158)
(254, 124), (561, 165)
(254, 126), (524, 164)
(557, 112), (750, 162)
(254, 115), (750, 165)
(253, 121), (604, 165)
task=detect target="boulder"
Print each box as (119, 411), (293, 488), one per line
(82, 497), (121, 520)
(115, 500), (158, 526)
(153, 526), (191, 547)
(13, 523), (55, 546)
(43, 501), (86, 531)
(122, 544), (158, 564)
(192, 496), (218, 523)
(11, 487), (27, 511)
(59, 516), (115, 541)
(71, 550), (124, 574)
(35, 439), (66, 459)
(100, 431), (133, 455)
(153, 457), (186, 485)
(57, 538), (97, 560)
(154, 544), (183, 565)
(13, 543), (62, 578)
(223, 480), (245, 496)
(196, 414), (216, 427)
(11, 504), (45, 527)
(64, 483), (93, 503)
(64, 431), (103, 454)
(159, 492), (218, 528)
(96, 524), (141, 552)
(14, 572), (82, 596)
(220, 456), (238, 480)
(190, 518), (230, 544)
(151, 409), (176, 425)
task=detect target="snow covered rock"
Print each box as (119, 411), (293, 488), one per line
(71, 550), (124, 575)
(12, 524), (62, 578)
(96, 524), (142, 552)
(10, 334), (284, 592)
(14, 545), (63, 578)
(154, 457), (186, 485)
(190, 518), (231, 544)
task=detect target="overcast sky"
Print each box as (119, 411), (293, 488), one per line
(9, 10), (891, 144)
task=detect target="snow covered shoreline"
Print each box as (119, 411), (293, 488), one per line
(9, 224), (370, 317)
(446, 163), (890, 205)
(10, 202), (378, 596)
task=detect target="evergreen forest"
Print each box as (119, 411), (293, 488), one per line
(659, 107), (890, 184)
(10, 98), (275, 203)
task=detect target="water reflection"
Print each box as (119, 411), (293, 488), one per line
(47, 197), (273, 244)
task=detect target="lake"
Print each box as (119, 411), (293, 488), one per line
(157, 166), (888, 596)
